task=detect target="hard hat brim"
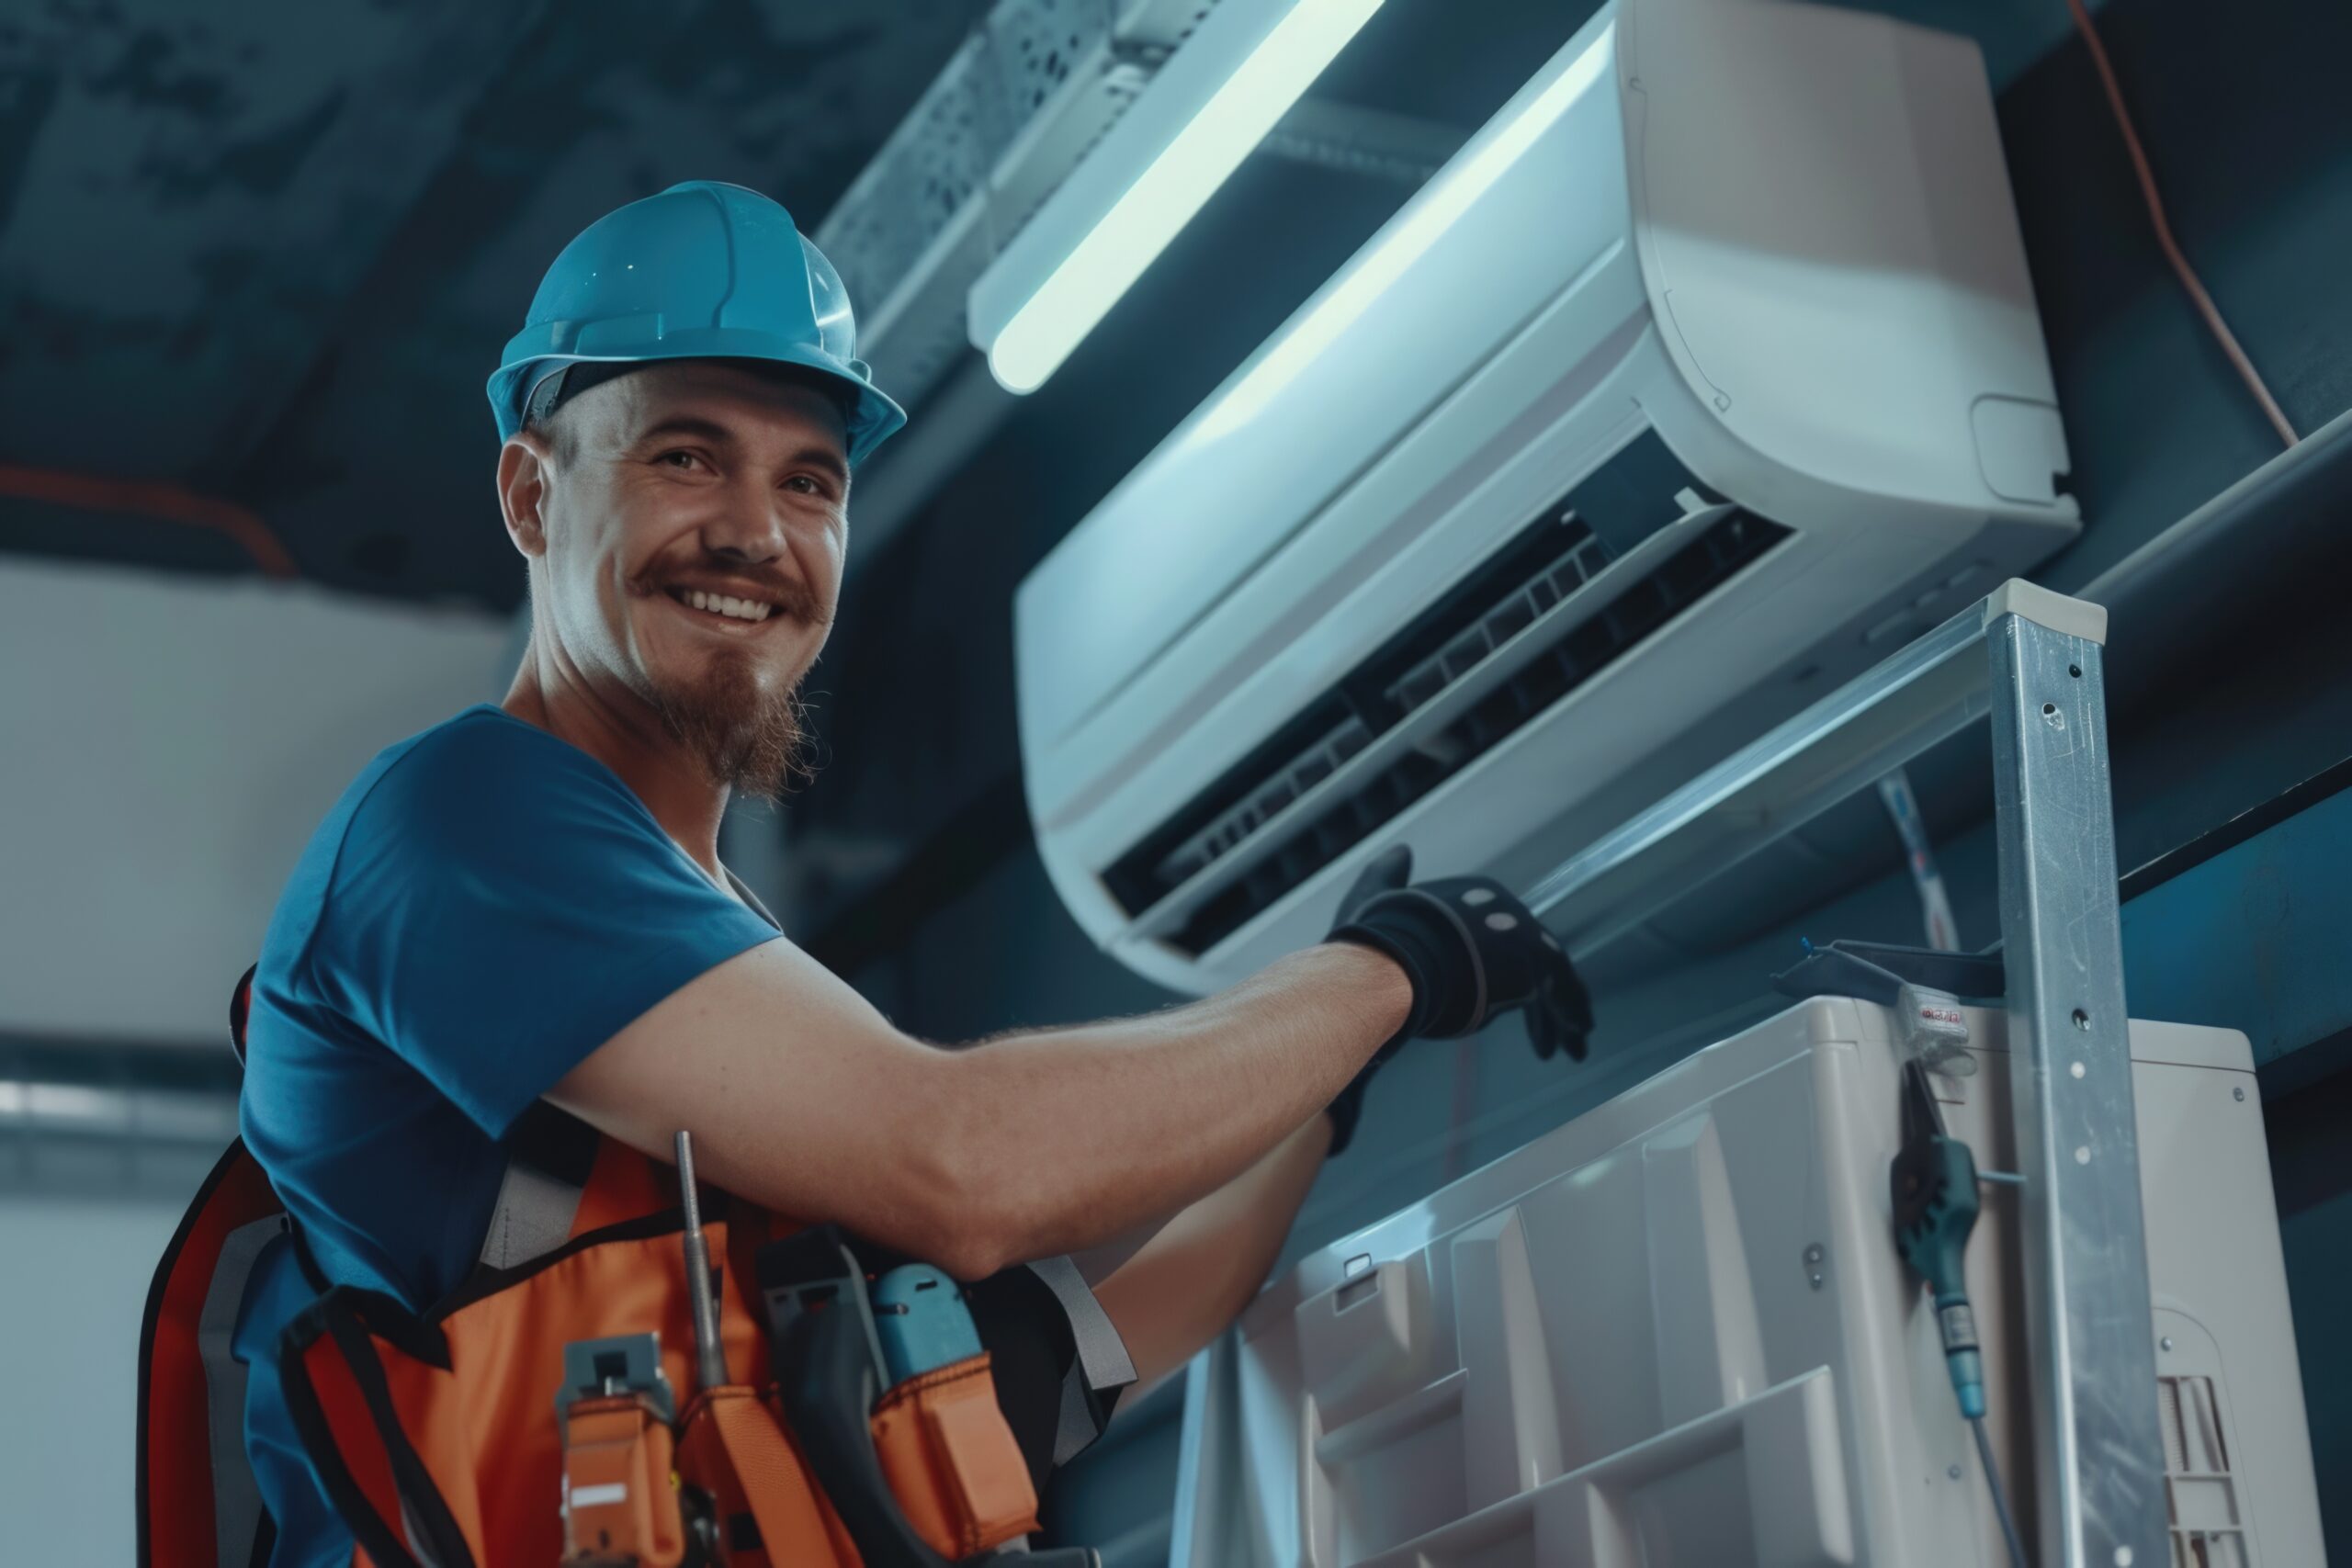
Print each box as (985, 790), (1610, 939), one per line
(487, 329), (907, 467)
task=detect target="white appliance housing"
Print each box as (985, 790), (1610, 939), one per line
(1170, 1001), (2325, 1566)
(1013, 0), (2079, 994)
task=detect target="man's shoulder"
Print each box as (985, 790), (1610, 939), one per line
(260, 707), (608, 966)
(346, 705), (632, 838)
(376, 702), (578, 784)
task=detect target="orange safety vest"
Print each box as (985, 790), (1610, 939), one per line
(138, 970), (1135, 1568)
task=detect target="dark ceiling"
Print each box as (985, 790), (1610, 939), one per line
(0, 0), (986, 605)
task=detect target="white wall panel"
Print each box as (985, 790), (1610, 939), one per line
(0, 558), (510, 1043)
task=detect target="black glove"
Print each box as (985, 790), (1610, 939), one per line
(1322, 846), (1593, 1156)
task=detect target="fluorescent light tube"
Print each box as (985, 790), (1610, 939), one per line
(982, 0), (1386, 394)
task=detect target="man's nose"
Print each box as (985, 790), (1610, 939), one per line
(700, 480), (792, 562)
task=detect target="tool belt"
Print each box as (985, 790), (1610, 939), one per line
(139, 973), (1134, 1568)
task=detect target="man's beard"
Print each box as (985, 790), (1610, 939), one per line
(646, 649), (815, 801)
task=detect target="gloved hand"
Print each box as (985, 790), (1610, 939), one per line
(1322, 846), (1593, 1156)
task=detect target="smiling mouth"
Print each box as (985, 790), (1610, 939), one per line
(665, 586), (777, 626)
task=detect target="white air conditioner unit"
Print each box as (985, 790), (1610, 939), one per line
(1014, 0), (2079, 995)
(1169, 1001), (2325, 1565)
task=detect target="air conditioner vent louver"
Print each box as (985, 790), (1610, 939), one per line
(1105, 507), (1790, 956)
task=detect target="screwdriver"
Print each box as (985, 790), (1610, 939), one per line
(674, 1130), (729, 1393)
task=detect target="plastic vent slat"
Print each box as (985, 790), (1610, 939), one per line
(1149, 511), (1788, 957)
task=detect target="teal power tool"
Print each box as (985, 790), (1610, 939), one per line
(1890, 1057), (1985, 1417)
(873, 1265), (984, 1384)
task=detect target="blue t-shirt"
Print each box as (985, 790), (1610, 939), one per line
(231, 705), (782, 1566)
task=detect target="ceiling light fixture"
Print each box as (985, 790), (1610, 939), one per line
(1190, 22), (1613, 442)
(970, 0), (1387, 395)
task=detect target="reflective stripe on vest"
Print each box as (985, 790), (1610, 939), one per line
(198, 1214), (286, 1568)
(476, 1153), (585, 1269)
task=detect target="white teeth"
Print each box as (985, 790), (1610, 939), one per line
(676, 588), (775, 622)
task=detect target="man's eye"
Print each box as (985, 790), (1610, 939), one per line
(784, 475), (820, 494)
(660, 450), (701, 470)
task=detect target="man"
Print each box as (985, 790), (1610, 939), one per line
(232, 181), (1589, 1563)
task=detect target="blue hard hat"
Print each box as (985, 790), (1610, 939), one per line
(487, 180), (906, 465)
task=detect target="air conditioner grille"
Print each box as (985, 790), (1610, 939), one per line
(1387, 530), (1609, 713)
(1104, 513), (1600, 914)
(1105, 509), (1790, 957)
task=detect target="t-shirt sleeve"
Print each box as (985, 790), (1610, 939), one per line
(301, 713), (782, 1137)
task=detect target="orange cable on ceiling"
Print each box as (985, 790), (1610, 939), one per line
(2064, 0), (2299, 449)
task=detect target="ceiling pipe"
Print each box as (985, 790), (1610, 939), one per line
(0, 465), (300, 579)
(0, 1035), (240, 1180)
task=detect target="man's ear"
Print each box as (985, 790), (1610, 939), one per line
(497, 432), (555, 558)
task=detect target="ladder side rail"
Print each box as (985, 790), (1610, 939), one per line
(1986, 610), (2168, 1568)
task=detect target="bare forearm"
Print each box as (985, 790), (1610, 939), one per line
(933, 943), (1404, 1274)
(555, 935), (1407, 1282)
(1093, 1111), (1332, 1398)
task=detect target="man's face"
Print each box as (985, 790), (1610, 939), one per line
(511, 359), (851, 795)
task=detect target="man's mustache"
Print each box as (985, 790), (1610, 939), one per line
(763, 575), (830, 627)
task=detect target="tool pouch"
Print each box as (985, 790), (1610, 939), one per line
(560, 1393), (684, 1567)
(765, 1231), (1041, 1567)
(871, 1354), (1041, 1560)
